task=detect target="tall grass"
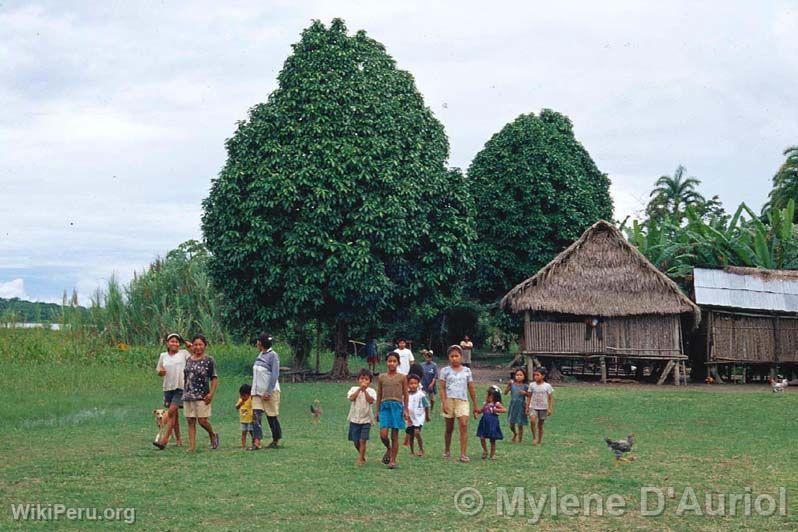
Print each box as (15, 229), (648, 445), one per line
(85, 240), (228, 345)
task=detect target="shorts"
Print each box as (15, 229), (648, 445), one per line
(183, 400), (212, 418)
(163, 388), (183, 408)
(348, 422), (371, 442)
(442, 398), (470, 419)
(252, 390), (281, 417)
(241, 422), (253, 432)
(379, 400), (406, 430)
(405, 425), (423, 435)
(530, 409), (547, 421)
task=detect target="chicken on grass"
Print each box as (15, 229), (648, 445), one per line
(605, 434), (634, 462)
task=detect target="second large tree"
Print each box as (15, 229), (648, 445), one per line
(468, 110), (613, 303)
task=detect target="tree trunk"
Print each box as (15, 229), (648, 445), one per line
(290, 324), (313, 370)
(331, 320), (350, 379)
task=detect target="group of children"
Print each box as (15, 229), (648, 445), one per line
(345, 341), (554, 467)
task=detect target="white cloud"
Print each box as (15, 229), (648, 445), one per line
(0, 278), (29, 300)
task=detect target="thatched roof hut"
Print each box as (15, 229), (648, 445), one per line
(502, 220), (699, 384)
(501, 220), (699, 320)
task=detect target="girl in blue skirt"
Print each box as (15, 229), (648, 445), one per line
(376, 352), (409, 469)
(476, 386), (506, 459)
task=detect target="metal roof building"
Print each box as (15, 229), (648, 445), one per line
(693, 267), (798, 314)
(690, 267), (798, 369)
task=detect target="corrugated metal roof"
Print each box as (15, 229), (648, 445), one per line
(693, 267), (798, 313)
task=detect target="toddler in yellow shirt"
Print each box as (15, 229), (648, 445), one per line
(236, 383), (254, 449)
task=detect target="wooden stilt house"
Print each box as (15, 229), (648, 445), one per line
(689, 266), (798, 382)
(500, 220), (700, 384)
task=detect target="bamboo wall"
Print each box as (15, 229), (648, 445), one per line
(708, 311), (798, 363)
(523, 314), (682, 357)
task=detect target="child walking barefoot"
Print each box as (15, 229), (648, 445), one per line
(504, 368), (528, 443)
(236, 384), (254, 449)
(376, 352), (409, 469)
(406, 374), (430, 457)
(347, 369), (377, 465)
(526, 368), (554, 445)
(476, 386), (506, 459)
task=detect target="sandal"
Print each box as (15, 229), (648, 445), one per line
(211, 433), (220, 449)
(459, 455), (471, 463)
(152, 441), (165, 450)
(387, 463), (396, 469)
(382, 452), (391, 465)
(481, 452), (488, 460)
(442, 452), (451, 459)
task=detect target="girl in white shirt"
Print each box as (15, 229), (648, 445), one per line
(154, 333), (191, 448)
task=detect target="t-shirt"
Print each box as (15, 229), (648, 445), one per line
(378, 372), (405, 403)
(421, 361), (439, 391)
(183, 355), (218, 401)
(156, 350), (191, 391)
(528, 381), (553, 410)
(439, 365), (473, 401)
(347, 386), (377, 424)
(396, 348), (414, 375)
(407, 390), (430, 427)
(237, 396), (253, 423)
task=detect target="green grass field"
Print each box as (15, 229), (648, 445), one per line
(2, 341), (797, 530)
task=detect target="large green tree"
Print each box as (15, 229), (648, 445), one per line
(202, 19), (474, 376)
(467, 110), (613, 302)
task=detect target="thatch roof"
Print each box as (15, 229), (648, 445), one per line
(500, 220), (700, 319)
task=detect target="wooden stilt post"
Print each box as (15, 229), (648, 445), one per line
(600, 356), (607, 384)
(657, 360), (676, 385)
(673, 360), (680, 386)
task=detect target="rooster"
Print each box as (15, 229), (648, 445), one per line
(605, 434), (634, 462)
(310, 399), (322, 423)
(770, 377), (788, 393)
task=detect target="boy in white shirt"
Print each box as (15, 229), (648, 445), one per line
(347, 369), (377, 465)
(395, 338), (414, 375)
(406, 374), (430, 457)
(525, 368), (554, 445)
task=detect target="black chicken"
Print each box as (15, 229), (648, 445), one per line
(605, 434), (634, 462)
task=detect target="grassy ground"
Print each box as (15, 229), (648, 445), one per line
(2, 346), (797, 529)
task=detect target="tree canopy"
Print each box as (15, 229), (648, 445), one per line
(765, 145), (798, 220)
(202, 19), (474, 373)
(467, 109), (613, 303)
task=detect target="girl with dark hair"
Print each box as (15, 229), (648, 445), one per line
(476, 386), (506, 459)
(182, 334), (219, 452)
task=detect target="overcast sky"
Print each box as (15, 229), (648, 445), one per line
(1, 1), (796, 304)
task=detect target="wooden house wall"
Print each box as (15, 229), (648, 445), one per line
(523, 314), (682, 357)
(707, 311), (798, 363)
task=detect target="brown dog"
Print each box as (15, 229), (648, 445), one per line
(153, 408), (170, 444)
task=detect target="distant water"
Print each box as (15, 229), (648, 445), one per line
(1, 322), (61, 330)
